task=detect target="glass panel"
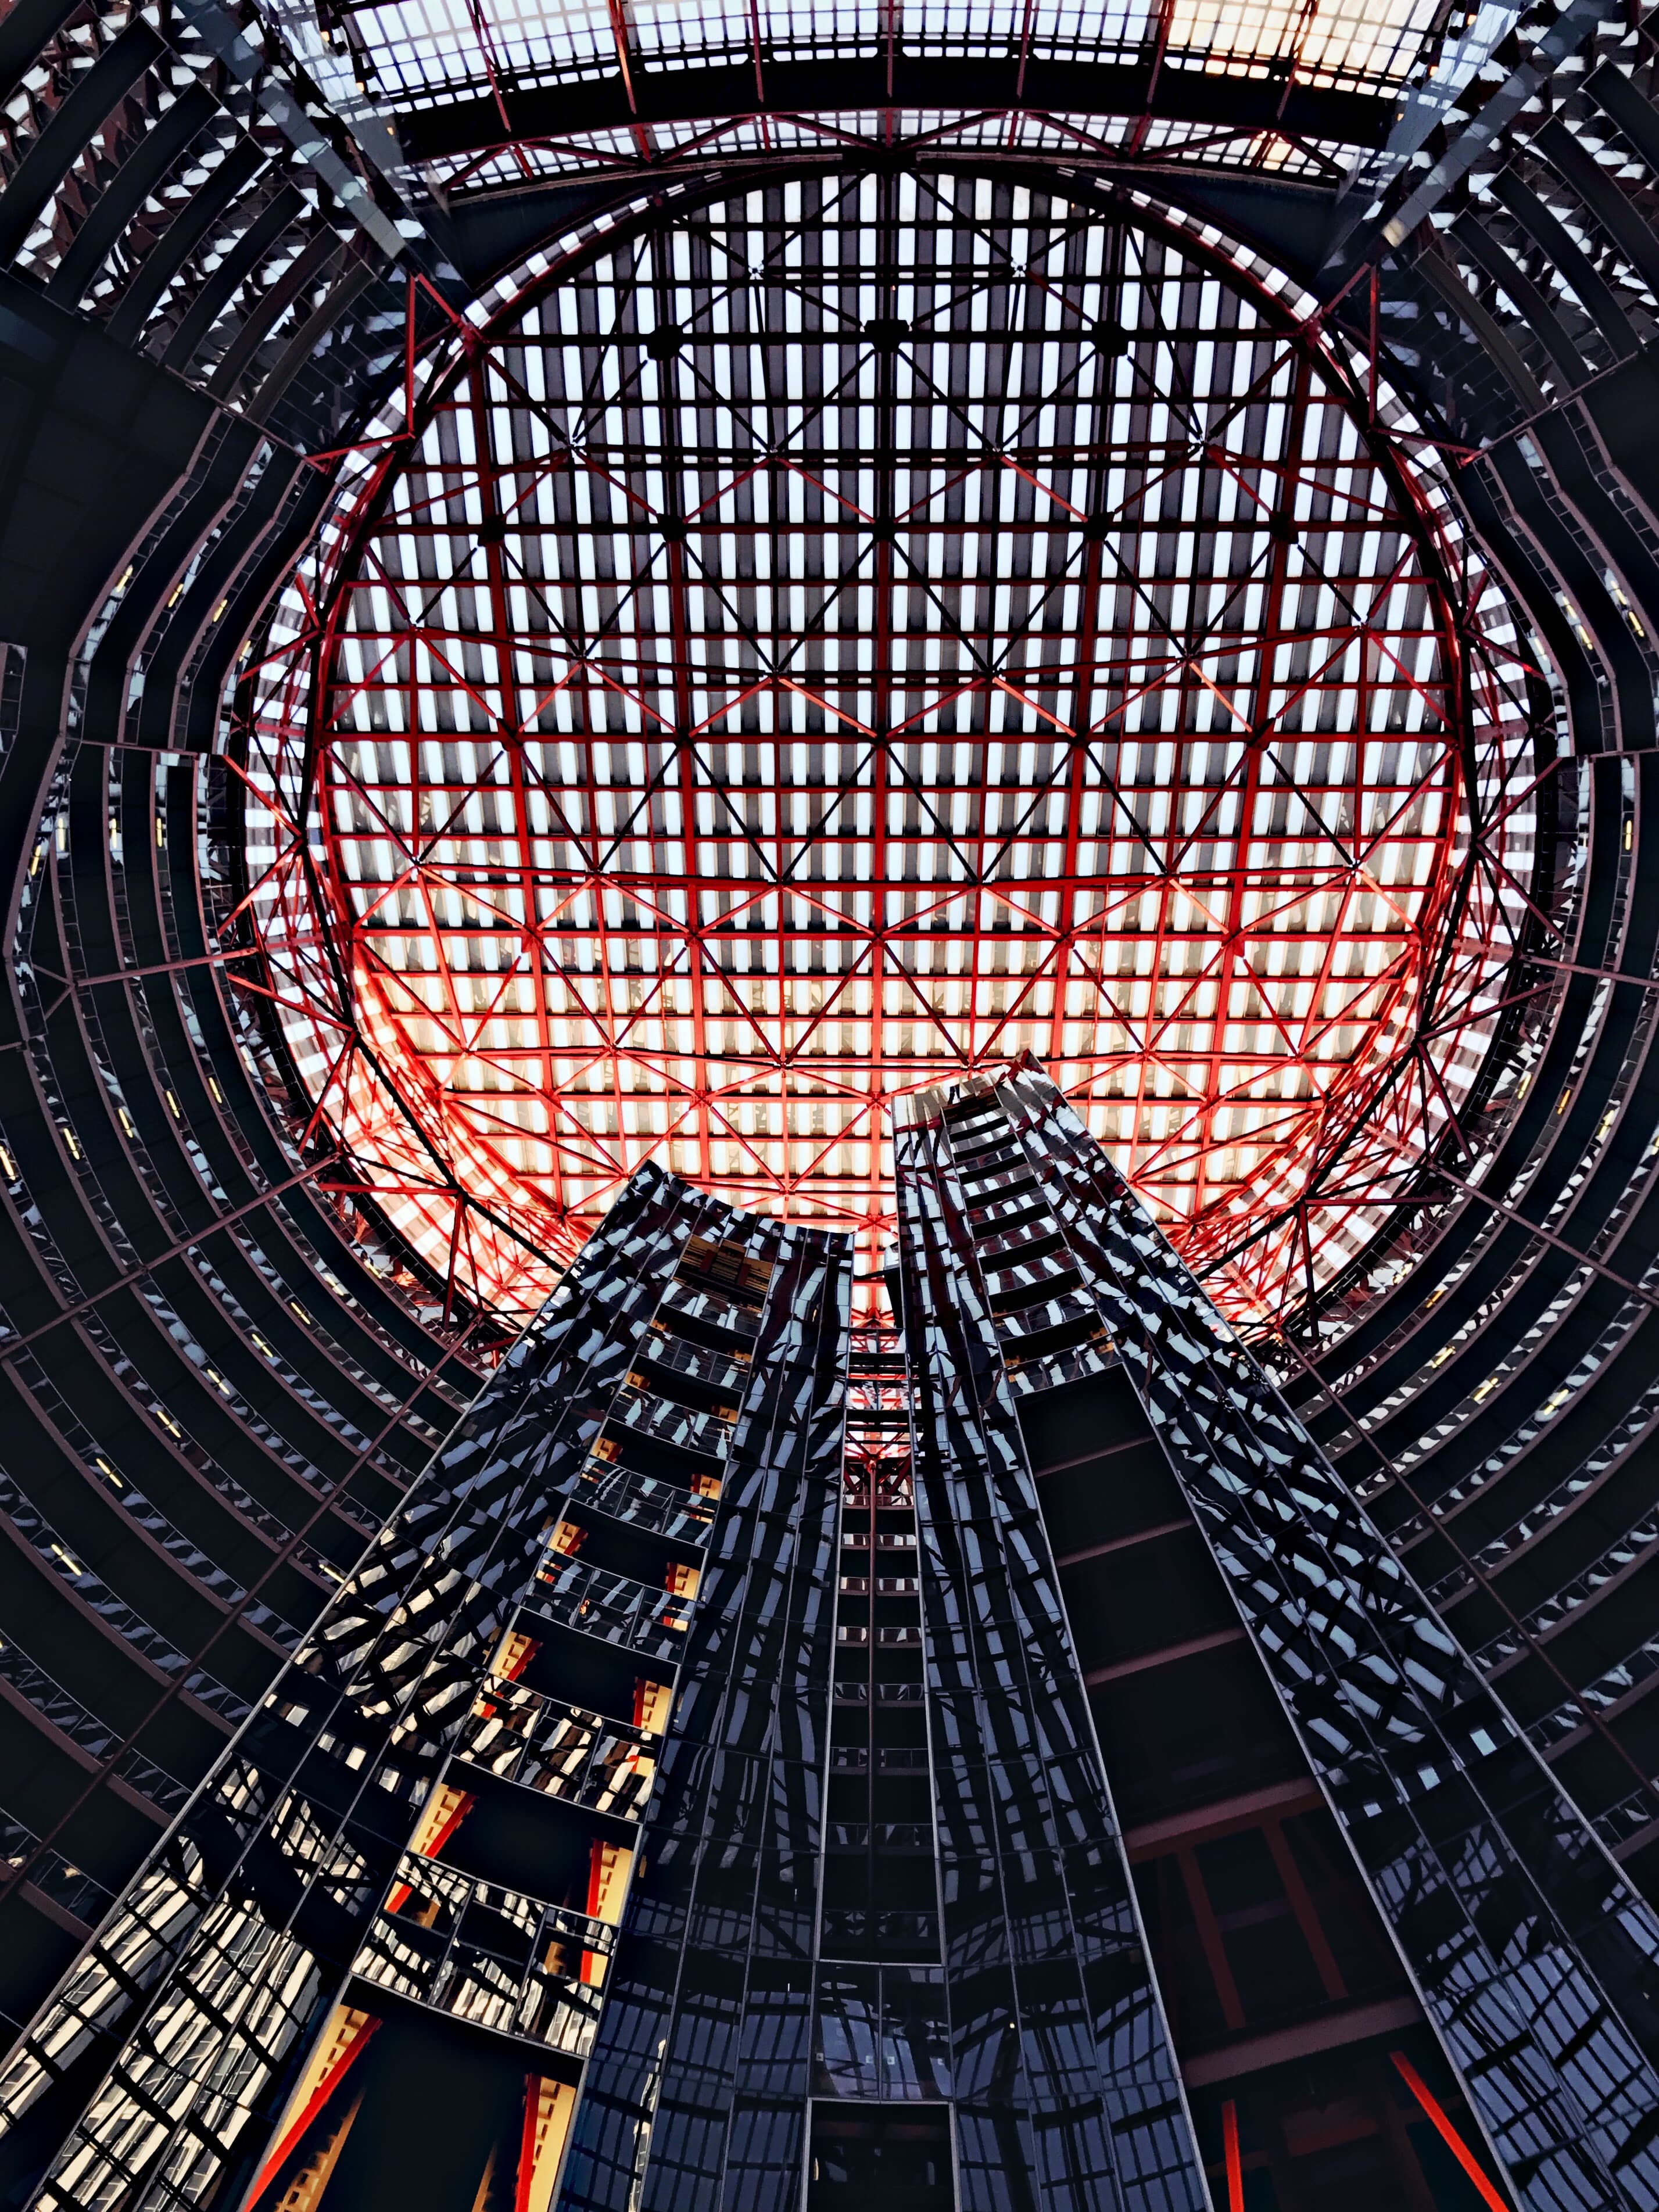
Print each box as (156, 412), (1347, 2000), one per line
(997, 1059), (1659, 2212)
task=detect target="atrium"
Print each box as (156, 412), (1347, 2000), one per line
(0, 0), (1655, 2200)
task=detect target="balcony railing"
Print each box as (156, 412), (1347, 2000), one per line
(961, 1166), (1038, 1206)
(658, 1274), (761, 1341)
(574, 1455), (718, 1544)
(995, 1288), (1098, 1340)
(985, 1257), (1083, 1313)
(527, 1554), (693, 1661)
(608, 1383), (731, 1461)
(832, 1681), (927, 1704)
(457, 1680), (658, 1821)
(827, 1745), (929, 1770)
(639, 1326), (751, 1392)
(353, 1852), (611, 2055)
(827, 1823), (934, 1851)
(976, 1221), (1065, 1265)
(955, 1143), (1025, 1183)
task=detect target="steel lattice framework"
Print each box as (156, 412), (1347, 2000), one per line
(332, 0), (1440, 114)
(238, 173), (1549, 1327)
(266, 0), (1490, 199)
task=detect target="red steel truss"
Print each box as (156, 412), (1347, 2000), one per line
(237, 174), (1548, 1329)
(289, 0), (1450, 197)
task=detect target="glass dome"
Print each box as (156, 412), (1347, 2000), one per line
(239, 173), (1545, 1325)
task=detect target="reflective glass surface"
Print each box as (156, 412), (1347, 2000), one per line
(893, 1107), (1207, 2212)
(992, 1061), (1659, 2212)
(556, 1227), (848, 2210)
(0, 1166), (708, 2211)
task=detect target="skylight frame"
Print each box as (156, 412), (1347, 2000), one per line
(238, 171), (1549, 1329)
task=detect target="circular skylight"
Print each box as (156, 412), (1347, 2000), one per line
(239, 173), (1547, 1327)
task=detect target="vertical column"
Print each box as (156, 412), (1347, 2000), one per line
(807, 1325), (952, 2207)
(999, 1058), (1659, 2212)
(892, 1088), (1208, 2212)
(553, 1214), (848, 2212)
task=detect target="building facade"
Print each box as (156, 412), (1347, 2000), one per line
(8, 5), (1659, 2209)
(894, 1064), (1659, 2212)
(0, 1167), (848, 2212)
(2, 1064), (1657, 2210)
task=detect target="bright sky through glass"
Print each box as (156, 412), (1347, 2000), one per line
(324, 0), (1442, 107)
(243, 177), (1540, 1329)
